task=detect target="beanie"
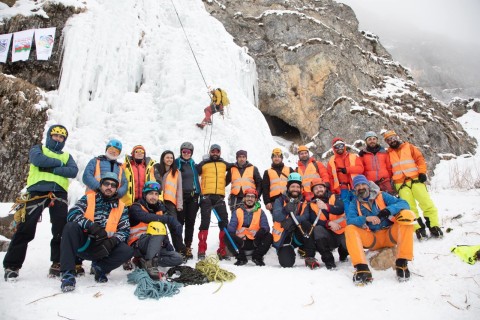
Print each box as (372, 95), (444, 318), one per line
(236, 150), (247, 158)
(131, 145), (146, 156)
(332, 137), (345, 147)
(352, 175), (369, 188)
(364, 131), (378, 140)
(210, 144), (221, 152)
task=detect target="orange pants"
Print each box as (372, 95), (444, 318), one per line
(345, 213), (414, 266)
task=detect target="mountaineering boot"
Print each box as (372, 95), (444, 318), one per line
(4, 268), (19, 282)
(122, 259), (134, 271)
(184, 247), (193, 260)
(415, 228), (428, 241)
(353, 264), (373, 286)
(75, 264), (85, 277)
(217, 230), (230, 260)
(139, 258), (162, 280)
(252, 255), (265, 267)
(320, 250), (337, 270)
(305, 257), (320, 270)
(234, 252), (248, 266)
(48, 262), (61, 278)
(60, 271), (76, 293)
(395, 259), (411, 282)
(429, 226), (444, 239)
(198, 230), (208, 260)
(91, 262), (108, 283)
(196, 121), (211, 129)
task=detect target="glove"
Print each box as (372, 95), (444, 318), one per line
(38, 167), (54, 173)
(285, 201), (297, 214)
(89, 237), (117, 260)
(87, 223), (108, 242)
(418, 173), (427, 183)
(281, 218), (295, 232)
(358, 150), (366, 157)
(337, 168), (347, 174)
(377, 208), (391, 219)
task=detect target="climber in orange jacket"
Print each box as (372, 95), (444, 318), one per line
(295, 145), (329, 201)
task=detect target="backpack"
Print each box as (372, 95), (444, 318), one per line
(212, 88), (230, 107)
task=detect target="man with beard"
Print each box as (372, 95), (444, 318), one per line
(59, 173), (133, 292)
(196, 144), (233, 260)
(358, 131), (394, 194)
(83, 139), (128, 197)
(262, 148), (293, 213)
(272, 173), (319, 269)
(225, 188), (273, 266)
(345, 175), (415, 285)
(309, 178), (348, 270)
(226, 150), (262, 213)
(296, 145), (329, 201)
(128, 181), (183, 279)
(383, 130), (443, 240)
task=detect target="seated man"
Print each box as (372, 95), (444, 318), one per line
(225, 188), (272, 266)
(345, 175), (415, 286)
(128, 181), (184, 280)
(272, 173), (319, 269)
(59, 172), (133, 292)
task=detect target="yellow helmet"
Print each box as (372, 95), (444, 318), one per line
(50, 125), (68, 138)
(146, 221), (167, 236)
(271, 148), (283, 158)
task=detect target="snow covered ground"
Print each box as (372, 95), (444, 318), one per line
(1, 1), (480, 319)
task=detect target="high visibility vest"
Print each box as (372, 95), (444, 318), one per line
(163, 170), (180, 205)
(84, 193), (125, 238)
(388, 142), (419, 183)
(310, 194), (346, 234)
(328, 154), (359, 190)
(298, 162), (320, 193)
(121, 157), (156, 206)
(27, 146), (70, 191)
(268, 167), (290, 198)
(230, 166), (255, 196)
(235, 207), (261, 240)
(86, 159), (124, 194)
(356, 192), (387, 215)
(272, 200), (308, 244)
(128, 205), (163, 246)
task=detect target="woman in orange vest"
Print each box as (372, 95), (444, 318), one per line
(154, 151), (186, 255)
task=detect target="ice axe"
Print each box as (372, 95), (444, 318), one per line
(212, 208), (239, 254)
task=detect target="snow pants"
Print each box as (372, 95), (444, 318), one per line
(134, 234), (183, 267)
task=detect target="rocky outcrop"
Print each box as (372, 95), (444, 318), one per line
(203, 0), (477, 168)
(448, 97), (480, 118)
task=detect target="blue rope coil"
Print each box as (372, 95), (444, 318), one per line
(127, 269), (183, 300)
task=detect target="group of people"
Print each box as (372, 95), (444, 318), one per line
(3, 123), (443, 291)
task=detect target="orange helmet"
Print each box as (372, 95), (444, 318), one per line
(244, 188), (258, 199)
(311, 178), (326, 189)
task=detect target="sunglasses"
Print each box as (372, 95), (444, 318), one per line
(107, 147), (120, 155)
(244, 194), (256, 199)
(385, 136), (397, 143)
(181, 149), (192, 155)
(134, 149), (145, 154)
(334, 144), (345, 150)
(145, 182), (160, 190)
(102, 181), (118, 188)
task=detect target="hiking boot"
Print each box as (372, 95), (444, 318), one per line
(132, 257), (141, 268)
(197, 252), (206, 261)
(353, 264), (373, 286)
(325, 261), (337, 270)
(122, 260), (134, 271)
(252, 257), (265, 266)
(234, 258), (248, 266)
(297, 248), (307, 259)
(91, 262), (108, 283)
(4, 268), (19, 282)
(415, 228), (428, 241)
(395, 259), (410, 282)
(184, 247), (193, 260)
(429, 226), (444, 239)
(75, 264), (85, 277)
(139, 258), (162, 280)
(305, 257), (320, 270)
(60, 271), (76, 293)
(48, 262), (61, 278)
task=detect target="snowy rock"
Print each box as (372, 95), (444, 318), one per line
(369, 247), (396, 271)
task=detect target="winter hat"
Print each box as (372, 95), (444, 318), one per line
(131, 145), (146, 156)
(271, 148), (283, 158)
(210, 144), (221, 152)
(332, 137), (345, 147)
(236, 150), (247, 158)
(278, 245), (296, 268)
(383, 130), (397, 141)
(364, 131), (378, 140)
(46, 124), (68, 152)
(352, 175), (369, 188)
(298, 145), (308, 153)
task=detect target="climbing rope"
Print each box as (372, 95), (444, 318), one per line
(195, 255), (236, 293)
(127, 269), (183, 300)
(166, 265), (209, 286)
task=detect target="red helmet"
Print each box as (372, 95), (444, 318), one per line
(244, 188), (258, 198)
(311, 178), (326, 190)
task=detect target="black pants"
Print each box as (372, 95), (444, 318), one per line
(283, 221), (316, 258)
(133, 234), (183, 267)
(199, 194), (228, 230)
(313, 225), (347, 263)
(3, 191), (68, 269)
(163, 201), (186, 253)
(225, 232), (273, 259)
(176, 193), (199, 247)
(60, 222), (133, 273)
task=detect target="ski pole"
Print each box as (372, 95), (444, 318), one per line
(212, 208), (239, 254)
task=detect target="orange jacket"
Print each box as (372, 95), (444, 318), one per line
(387, 142), (426, 183)
(296, 158), (329, 193)
(327, 152), (363, 193)
(360, 147), (392, 182)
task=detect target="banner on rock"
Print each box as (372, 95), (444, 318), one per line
(34, 27), (56, 60)
(12, 29), (34, 62)
(0, 33), (12, 63)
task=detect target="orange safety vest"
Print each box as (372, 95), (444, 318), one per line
(235, 207), (261, 240)
(328, 154), (359, 190)
(310, 194), (346, 234)
(272, 200), (308, 243)
(84, 193), (125, 237)
(388, 143), (419, 183)
(298, 162), (320, 193)
(230, 166), (255, 196)
(128, 205), (163, 246)
(163, 170), (180, 205)
(268, 167), (290, 198)
(86, 159), (124, 194)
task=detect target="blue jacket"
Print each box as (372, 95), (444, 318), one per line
(175, 157), (201, 195)
(82, 155), (128, 197)
(227, 205), (270, 234)
(67, 191), (130, 243)
(346, 182), (409, 232)
(272, 193), (310, 224)
(28, 144), (78, 193)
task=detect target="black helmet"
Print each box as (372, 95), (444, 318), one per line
(180, 141), (194, 153)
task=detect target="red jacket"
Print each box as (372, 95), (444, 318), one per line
(360, 146), (392, 182)
(327, 151), (364, 194)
